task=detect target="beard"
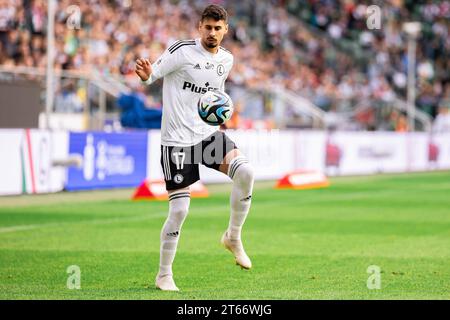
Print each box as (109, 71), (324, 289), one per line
(206, 38), (218, 48)
(206, 42), (218, 48)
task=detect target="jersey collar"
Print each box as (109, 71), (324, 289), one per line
(196, 38), (219, 58)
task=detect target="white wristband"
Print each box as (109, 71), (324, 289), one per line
(141, 76), (153, 85)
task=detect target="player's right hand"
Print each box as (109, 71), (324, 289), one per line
(135, 58), (152, 82)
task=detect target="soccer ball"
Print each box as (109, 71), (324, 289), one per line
(197, 90), (234, 126)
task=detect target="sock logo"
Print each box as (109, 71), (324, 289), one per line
(240, 195), (252, 202)
(166, 231), (179, 237)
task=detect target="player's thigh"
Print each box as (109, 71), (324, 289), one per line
(200, 131), (239, 174)
(219, 148), (243, 175)
(160, 145), (200, 192)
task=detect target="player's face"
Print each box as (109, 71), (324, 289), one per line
(198, 18), (228, 49)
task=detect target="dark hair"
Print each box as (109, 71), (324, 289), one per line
(201, 4), (228, 22)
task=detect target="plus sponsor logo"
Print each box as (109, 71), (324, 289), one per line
(182, 81), (218, 94)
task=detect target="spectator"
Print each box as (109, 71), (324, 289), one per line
(433, 106), (450, 133)
(54, 80), (83, 113)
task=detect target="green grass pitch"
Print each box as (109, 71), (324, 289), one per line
(0, 171), (449, 299)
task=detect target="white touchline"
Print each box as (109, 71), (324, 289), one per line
(0, 204), (230, 234)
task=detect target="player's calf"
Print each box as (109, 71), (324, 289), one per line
(157, 189), (190, 287)
(227, 156), (254, 240)
(223, 156), (254, 269)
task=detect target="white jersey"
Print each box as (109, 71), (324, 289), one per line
(143, 38), (234, 147)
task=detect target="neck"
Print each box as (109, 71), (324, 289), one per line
(200, 40), (218, 54)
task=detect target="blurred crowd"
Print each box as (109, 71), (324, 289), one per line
(0, 0), (449, 130)
(287, 0), (450, 130)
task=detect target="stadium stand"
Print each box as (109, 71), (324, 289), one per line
(0, 0), (449, 130)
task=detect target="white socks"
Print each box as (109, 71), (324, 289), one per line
(157, 156), (254, 278)
(227, 156), (254, 240)
(158, 190), (190, 277)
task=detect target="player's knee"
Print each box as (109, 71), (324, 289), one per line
(232, 162), (254, 186)
(168, 197), (190, 220)
(170, 206), (189, 221)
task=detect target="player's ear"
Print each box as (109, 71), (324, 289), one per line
(198, 20), (202, 31)
(224, 23), (228, 34)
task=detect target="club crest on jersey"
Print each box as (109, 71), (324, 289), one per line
(174, 174), (184, 184)
(217, 64), (225, 76)
(182, 81), (218, 94)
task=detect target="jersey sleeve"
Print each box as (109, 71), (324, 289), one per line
(142, 45), (184, 85)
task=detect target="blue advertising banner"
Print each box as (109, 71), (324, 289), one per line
(66, 131), (148, 190)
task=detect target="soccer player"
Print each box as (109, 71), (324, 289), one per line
(135, 5), (254, 291)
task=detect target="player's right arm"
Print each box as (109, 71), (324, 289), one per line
(135, 43), (184, 85)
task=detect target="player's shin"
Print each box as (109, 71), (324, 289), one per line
(227, 156), (254, 240)
(158, 191), (190, 277)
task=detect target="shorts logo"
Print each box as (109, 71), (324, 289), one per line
(217, 64), (225, 76)
(174, 174), (184, 184)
